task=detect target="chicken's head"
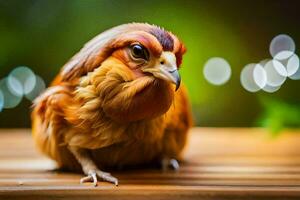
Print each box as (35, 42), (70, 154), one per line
(60, 23), (186, 122)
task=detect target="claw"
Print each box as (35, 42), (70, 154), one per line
(80, 170), (118, 186)
(80, 175), (92, 184)
(161, 158), (180, 172)
(98, 171), (118, 186)
(169, 159), (180, 171)
(91, 171), (98, 186)
(80, 170), (98, 186)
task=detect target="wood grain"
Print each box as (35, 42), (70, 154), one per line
(1, 128), (300, 199)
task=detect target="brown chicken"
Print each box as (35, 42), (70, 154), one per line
(31, 23), (192, 186)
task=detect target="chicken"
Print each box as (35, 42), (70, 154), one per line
(31, 23), (192, 186)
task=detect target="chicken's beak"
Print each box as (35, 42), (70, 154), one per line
(142, 52), (181, 91)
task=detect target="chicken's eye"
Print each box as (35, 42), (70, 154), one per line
(130, 44), (149, 60)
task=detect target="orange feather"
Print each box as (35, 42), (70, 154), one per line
(31, 23), (192, 174)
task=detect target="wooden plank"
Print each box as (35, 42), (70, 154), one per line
(186, 128), (300, 157)
(1, 128), (300, 199)
(2, 185), (300, 200)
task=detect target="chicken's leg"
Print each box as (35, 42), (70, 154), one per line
(68, 146), (118, 186)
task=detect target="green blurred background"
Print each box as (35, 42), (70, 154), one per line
(0, 0), (299, 129)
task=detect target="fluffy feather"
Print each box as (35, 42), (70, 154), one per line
(32, 23), (192, 177)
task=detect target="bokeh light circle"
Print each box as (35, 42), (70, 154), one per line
(7, 76), (23, 96)
(25, 75), (46, 101)
(8, 66), (36, 96)
(270, 34), (295, 58)
(264, 60), (287, 87)
(286, 54), (299, 77)
(274, 50), (294, 61)
(253, 64), (267, 89)
(203, 57), (231, 85)
(0, 90), (4, 112)
(262, 84), (281, 93)
(241, 64), (263, 92)
(289, 66), (300, 80)
(0, 78), (22, 109)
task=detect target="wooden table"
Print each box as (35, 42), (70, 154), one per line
(1, 128), (300, 199)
